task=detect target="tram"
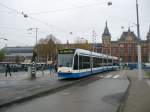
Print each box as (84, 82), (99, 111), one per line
(57, 49), (119, 78)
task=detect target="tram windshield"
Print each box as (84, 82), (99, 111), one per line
(58, 54), (74, 67)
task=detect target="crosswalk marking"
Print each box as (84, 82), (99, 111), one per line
(146, 80), (150, 87)
(62, 92), (71, 95)
(105, 75), (113, 78)
(99, 76), (104, 78)
(112, 75), (120, 79)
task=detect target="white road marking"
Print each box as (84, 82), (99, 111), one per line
(112, 75), (120, 79)
(146, 80), (150, 87)
(105, 75), (113, 78)
(99, 76), (104, 78)
(62, 92), (71, 95)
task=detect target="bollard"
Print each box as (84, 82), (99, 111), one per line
(31, 61), (36, 79)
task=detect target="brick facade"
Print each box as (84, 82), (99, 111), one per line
(102, 23), (150, 63)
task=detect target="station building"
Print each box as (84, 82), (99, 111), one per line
(101, 22), (150, 63)
(2, 46), (33, 63)
(64, 22), (150, 63)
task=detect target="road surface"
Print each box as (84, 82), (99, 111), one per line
(0, 70), (129, 112)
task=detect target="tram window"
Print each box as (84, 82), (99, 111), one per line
(104, 59), (107, 64)
(99, 58), (102, 63)
(93, 57), (95, 68)
(79, 55), (90, 69)
(79, 56), (83, 69)
(73, 54), (78, 70)
(98, 58), (102, 67)
(83, 56), (90, 69)
(108, 59), (113, 65)
(58, 54), (74, 67)
(93, 57), (97, 68)
(93, 57), (102, 68)
(113, 60), (119, 65)
(108, 59), (112, 63)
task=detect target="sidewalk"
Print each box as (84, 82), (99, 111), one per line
(0, 70), (57, 81)
(0, 71), (79, 107)
(120, 70), (150, 112)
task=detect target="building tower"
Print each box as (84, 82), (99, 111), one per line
(147, 27), (150, 62)
(66, 40), (70, 49)
(102, 21), (111, 55)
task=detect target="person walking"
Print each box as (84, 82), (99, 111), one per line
(41, 64), (45, 75)
(5, 64), (11, 77)
(54, 63), (58, 73)
(49, 63), (53, 75)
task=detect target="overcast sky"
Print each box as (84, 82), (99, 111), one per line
(0, 0), (150, 48)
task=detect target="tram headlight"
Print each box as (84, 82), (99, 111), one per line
(68, 69), (72, 73)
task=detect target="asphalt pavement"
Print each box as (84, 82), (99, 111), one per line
(0, 70), (129, 112)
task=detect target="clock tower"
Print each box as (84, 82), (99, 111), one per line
(102, 21), (111, 55)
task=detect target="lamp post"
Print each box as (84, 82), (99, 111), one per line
(92, 30), (98, 52)
(27, 28), (38, 79)
(27, 28), (38, 49)
(120, 0), (142, 80)
(136, 0), (142, 80)
(0, 38), (8, 41)
(27, 28), (39, 61)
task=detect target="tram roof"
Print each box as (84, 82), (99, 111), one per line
(75, 49), (118, 60)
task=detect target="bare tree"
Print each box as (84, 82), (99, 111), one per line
(37, 34), (61, 62)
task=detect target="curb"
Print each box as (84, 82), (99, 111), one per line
(116, 76), (131, 112)
(0, 79), (83, 108)
(0, 75), (99, 108)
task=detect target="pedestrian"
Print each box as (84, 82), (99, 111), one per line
(41, 64), (45, 75)
(49, 64), (53, 75)
(5, 64), (11, 77)
(54, 63), (58, 72)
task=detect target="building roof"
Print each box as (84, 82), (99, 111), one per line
(119, 28), (139, 42)
(6, 53), (33, 57)
(2, 46), (33, 54)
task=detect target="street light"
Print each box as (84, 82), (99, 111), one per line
(27, 28), (38, 50)
(92, 30), (98, 52)
(136, 0), (142, 80)
(121, 1), (142, 80)
(0, 38), (8, 41)
(107, 1), (112, 6)
(21, 11), (28, 18)
(27, 28), (39, 61)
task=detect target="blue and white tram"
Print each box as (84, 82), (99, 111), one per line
(58, 49), (119, 78)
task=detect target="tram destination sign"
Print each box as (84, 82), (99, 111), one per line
(59, 49), (75, 54)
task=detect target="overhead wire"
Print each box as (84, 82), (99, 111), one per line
(0, 1), (110, 41)
(0, 2), (21, 15)
(0, 26), (26, 31)
(29, 1), (107, 15)
(0, 2), (73, 35)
